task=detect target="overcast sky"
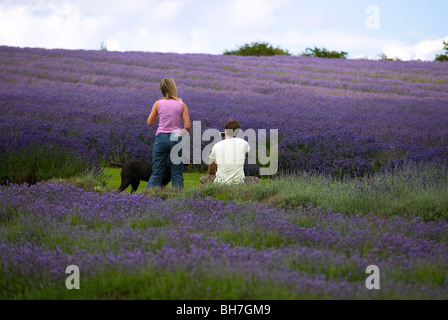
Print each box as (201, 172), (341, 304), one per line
(0, 0), (447, 60)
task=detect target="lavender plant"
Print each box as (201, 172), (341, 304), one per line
(0, 183), (447, 299)
(1, 46), (447, 177)
(0, 131), (101, 184)
(1, 46), (447, 299)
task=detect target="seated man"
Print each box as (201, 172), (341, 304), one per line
(201, 119), (260, 185)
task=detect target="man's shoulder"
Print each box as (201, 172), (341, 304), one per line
(223, 138), (247, 145)
(216, 138), (248, 149)
(213, 140), (225, 148)
(235, 138), (249, 146)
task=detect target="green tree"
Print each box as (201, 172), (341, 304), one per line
(379, 53), (393, 61)
(378, 53), (401, 61)
(300, 46), (348, 59)
(435, 41), (448, 62)
(224, 42), (291, 56)
(100, 42), (108, 52)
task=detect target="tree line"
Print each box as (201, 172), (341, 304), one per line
(223, 41), (448, 61)
(223, 42), (347, 59)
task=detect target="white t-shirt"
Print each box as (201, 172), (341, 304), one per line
(209, 138), (250, 185)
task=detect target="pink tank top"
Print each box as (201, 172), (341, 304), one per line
(156, 99), (183, 136)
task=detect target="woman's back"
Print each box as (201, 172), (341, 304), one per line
(156, 99), (183, 135)
(147, 78), (190, 189)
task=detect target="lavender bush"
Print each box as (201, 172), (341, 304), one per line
(0, 131), (101, 184)
(0, 183), (447, 299)
(1, 46), (447, 176)
(1, 46), (447, 299)
(196, 160), (448, 221)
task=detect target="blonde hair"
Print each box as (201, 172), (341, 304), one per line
(160, 78), (180, 101)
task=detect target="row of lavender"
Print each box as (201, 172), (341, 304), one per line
(1, 182), (447, 299)
(3, 46), (447, 97)
(1, 46), (448, 176)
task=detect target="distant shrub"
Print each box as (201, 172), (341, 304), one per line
(378, 53), (402, 61)
(300, 46), (348, 59)
(224, 42), (291, 56)
(100, 42), (108, 52)
(0, 133), (101, 185)
(379, 53), (394, 61)
(435, 41), (448, 62)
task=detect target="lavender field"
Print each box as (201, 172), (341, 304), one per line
(1, 46), (448, 175)
(1, 46), (448, 299)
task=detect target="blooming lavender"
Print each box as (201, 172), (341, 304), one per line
(1, 46), (447, 299)
(0, 183), (447, 299)
(1, 46), (447, 176)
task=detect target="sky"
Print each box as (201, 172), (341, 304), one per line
(0, 0), (447, 61)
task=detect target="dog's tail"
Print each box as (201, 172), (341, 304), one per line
(110, 162), (123, 168)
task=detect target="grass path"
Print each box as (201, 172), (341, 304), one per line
(103, 167), (204, 193)
(86, 162), (448, 221)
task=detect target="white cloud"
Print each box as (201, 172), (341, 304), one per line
(0, 1), (109, 49)
(0, 0), (194, 51)
(227, 0), (291, 30)
(153, 0), (185, 19)
(273, 28), (448, 61)
(0, 5), (28, 46)
(0, 0), (446, 60)
(271, 29), (391, 57)
(188, 26), (214, 53)
(381, 37), (448, 61)
(381, 42), (415, 61)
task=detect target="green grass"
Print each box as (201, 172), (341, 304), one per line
(5, 267), (439, 300)
(64, 161), (448, 221)
(4, 162), (448, 300)
(102, 167), (203, 193)
(191, 164), (448, 221)
(5, 269), (307, 300)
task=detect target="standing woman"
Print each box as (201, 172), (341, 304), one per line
(147, 78), (191, 189)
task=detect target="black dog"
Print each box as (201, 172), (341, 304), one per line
(110, 161), (171, 193)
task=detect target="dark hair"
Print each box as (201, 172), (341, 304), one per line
(225, 119), (241, 137)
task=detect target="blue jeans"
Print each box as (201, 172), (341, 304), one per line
(147, 133), (184, 189)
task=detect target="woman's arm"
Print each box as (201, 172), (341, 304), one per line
(182, 102), (191, 132)
(147, 101), (160, 127)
